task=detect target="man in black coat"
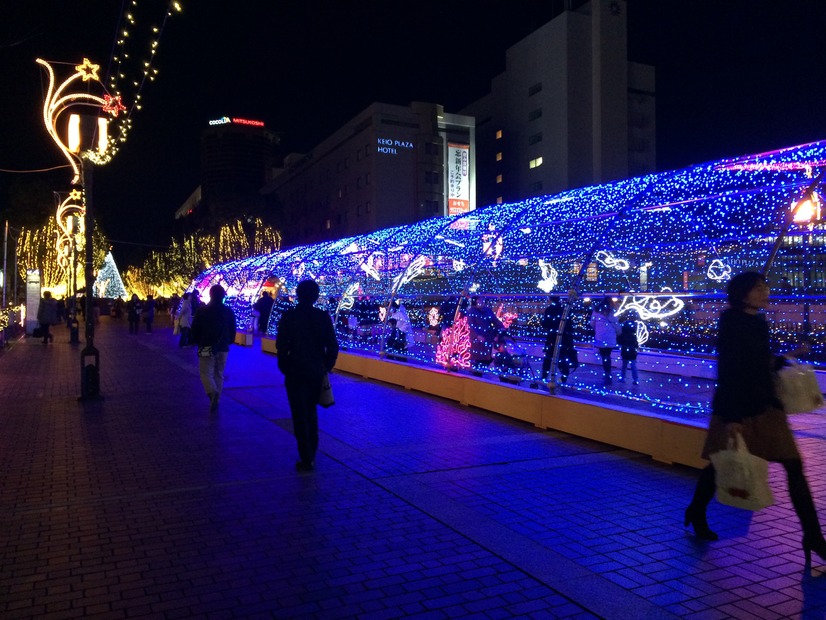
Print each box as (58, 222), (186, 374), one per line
(253, 291), (274, 334)
(190, 284), (237, 412)
(276, 279), (339, 471)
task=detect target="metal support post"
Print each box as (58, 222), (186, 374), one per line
(79, 160), (100, 400)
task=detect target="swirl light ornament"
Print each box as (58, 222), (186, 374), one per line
(55, 189), (86, 271)
(36, 58), (114, 184)
(594, 250), (630, 271)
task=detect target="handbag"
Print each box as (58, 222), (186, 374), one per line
(318, 373), (335, 408)
(173, 322), (180, 335)
(776, 360), (824, 414)
(709, 433), (774, 511)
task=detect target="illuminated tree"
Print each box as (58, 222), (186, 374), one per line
(122, 217), (281, 297)
(16, 218), (106, 291)
(93, 252), (128, 299)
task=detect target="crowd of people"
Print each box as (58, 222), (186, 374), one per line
(29, 273), (826, 569)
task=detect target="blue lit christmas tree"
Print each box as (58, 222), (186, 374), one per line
(94, 252), (128, 299)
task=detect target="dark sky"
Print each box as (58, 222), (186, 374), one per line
(2, 1), (826, 266)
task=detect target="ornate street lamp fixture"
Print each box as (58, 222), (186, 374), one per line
(37, 57), (122, 400)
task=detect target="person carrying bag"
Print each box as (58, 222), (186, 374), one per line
(685, 271), (826, 568)
(709, 433), (773, 511)
(276, 279), (339, 472)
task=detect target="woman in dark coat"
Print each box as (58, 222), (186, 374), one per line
(685, 272), (826, 565)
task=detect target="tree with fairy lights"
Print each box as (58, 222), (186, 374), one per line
(436, 316), (471, 370)
(93, 252), (127, 299)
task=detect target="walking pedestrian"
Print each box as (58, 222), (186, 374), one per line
(253, 291), (274, 334)
(127, 294), (141, 334)
(684, 271), (826, 566)
(590, 297), (620, 384)
(618, 317), (639, 385)
(36, 291), (59, 344)
(276, 279), (339, 472)
(190, 285), (237, 412)
(540, 296), (579, 384)
(177, 292), (193, 347)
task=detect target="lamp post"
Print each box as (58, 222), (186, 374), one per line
(70, 115), (107, 400)
(37, 57), (117, 400)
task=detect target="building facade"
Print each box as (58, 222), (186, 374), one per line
(461, 0), (655, 207)
(198, 116), (280, 226)
(260, 102), (475, 248)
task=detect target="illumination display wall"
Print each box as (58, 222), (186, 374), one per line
(189, 141), (826, 418)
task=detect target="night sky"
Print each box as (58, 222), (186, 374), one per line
(2, 0), (826, 267)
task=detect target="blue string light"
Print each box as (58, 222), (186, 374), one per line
(188, 141), (826, 417)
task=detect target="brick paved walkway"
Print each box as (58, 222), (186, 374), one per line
(2, 316), (826, 619)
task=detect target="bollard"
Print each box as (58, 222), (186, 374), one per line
(79, 346), (101, 400)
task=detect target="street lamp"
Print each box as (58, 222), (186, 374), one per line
(37, 57), (118, 400)
(70, 114), (108, 399)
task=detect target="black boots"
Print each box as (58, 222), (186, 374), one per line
(684, 504), (719, 541)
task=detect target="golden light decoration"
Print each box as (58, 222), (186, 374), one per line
(55, 192), (86, 272)
(74, 58), (101, 81)
(102, 94), (128, 117)
(36, 57), (114, 183)
(792, 191), (821, 224)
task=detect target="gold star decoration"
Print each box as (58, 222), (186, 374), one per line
(75, 58), (100, 82)
(69, 189), (83, 202)
(102, 94), (127, 117)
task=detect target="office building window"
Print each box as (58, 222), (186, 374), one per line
(528, 82), (542, 96)
(529, 157), (544, 169)
(496, 174), (503, 184)
(495, 151), (503, 162)
(528, 132), (543, 145)
(496, 196), (503, 204)
(528, 108), (542, 121)
(325, 219), (331, 230)
(495, 129), (503, 139)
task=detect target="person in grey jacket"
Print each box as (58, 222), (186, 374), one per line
(590, 297), (620, 384)
(190, 285), (237, 412)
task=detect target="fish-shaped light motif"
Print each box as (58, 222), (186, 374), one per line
(594, 250), (630, 271)
(706, 259), (732, 281)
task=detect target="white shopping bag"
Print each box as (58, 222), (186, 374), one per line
(709, 433), (774, 511)
(776, 361), (824, 414)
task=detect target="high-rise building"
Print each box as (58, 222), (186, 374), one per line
(260, 102), (475, 248)
(197, 116), (280, 226)
(461, 0), (655, 207)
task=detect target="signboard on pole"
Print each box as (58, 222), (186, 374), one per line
(26, 269), (41, 335)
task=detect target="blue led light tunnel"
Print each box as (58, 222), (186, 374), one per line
(189, 141), (826, 418)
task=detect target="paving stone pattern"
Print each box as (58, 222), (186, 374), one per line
(1, 316), (826, 618)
